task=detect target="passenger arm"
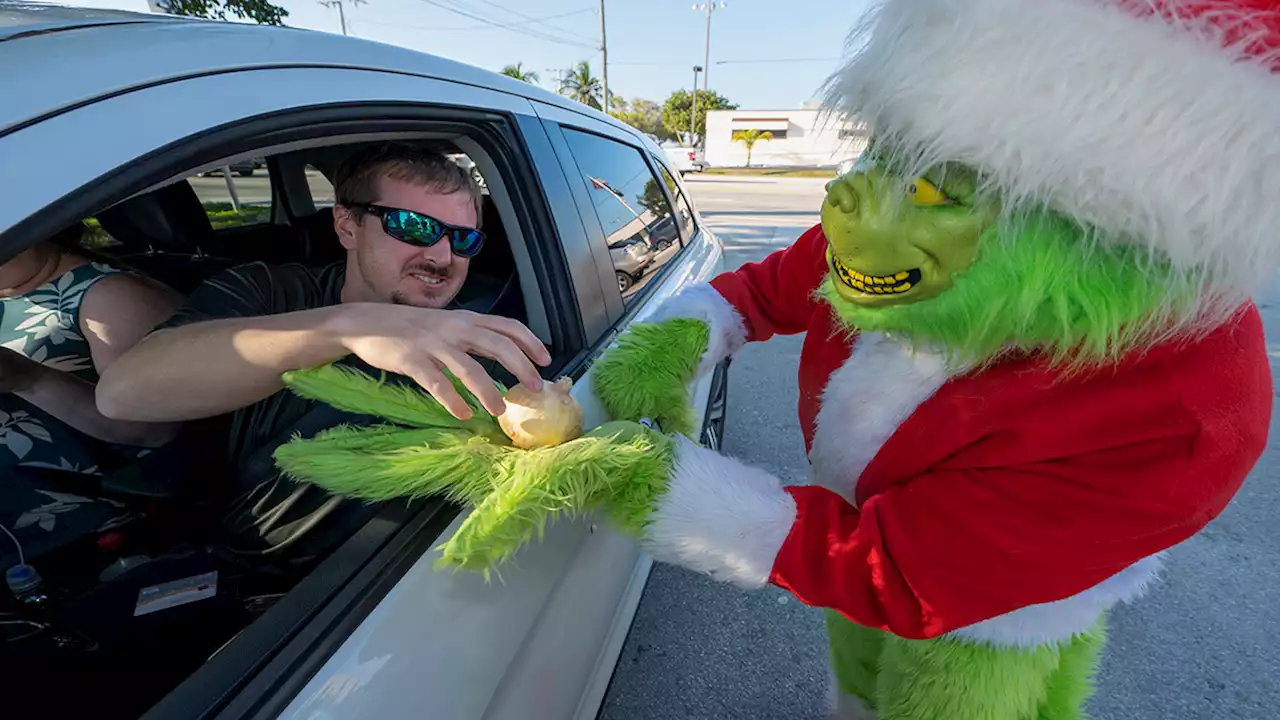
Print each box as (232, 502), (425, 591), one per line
(4, 273), (184, 448)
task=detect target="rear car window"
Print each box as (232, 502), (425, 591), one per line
(561, 129), (683, 303)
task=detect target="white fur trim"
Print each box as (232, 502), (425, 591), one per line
(642, 434), (796, 587)
(807, 333), (957, 503)
(825, 0), (1280, 303)
(647, 283), (748, 378)
(950, 553), (1166, 648)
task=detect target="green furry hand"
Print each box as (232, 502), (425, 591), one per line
(438, 421), (674, 576)
(591, 318), (711, 438)
(272, 364), (677, 580)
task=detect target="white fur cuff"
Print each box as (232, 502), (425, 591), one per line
(647, 283), (748, 378)
(642, 435), (796, 587)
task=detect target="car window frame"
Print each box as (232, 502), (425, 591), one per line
(1, 80), (601, 720)
(647, 153), (699, 246)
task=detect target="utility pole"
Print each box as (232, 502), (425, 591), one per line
(319, 0), (363, 36)
(599, 0), (609, 113)
(691, 65), (702, 145)
(693, 2), (726, 93)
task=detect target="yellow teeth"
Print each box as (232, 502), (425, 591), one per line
(830, 255), (920, 295)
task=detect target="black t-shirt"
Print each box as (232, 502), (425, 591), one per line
(154, 261), (348, 470)
(155, 260), (505, 474)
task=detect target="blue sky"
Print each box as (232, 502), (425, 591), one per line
(54, 0), (873, 110)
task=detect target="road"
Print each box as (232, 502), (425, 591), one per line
(598, 175), (1280, 720)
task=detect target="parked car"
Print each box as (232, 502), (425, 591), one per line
(0, 4), (728, 719)
(198, 157), (259, 177)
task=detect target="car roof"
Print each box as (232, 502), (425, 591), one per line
(0, 2), (646, 144)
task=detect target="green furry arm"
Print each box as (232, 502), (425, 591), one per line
(591, 318), (710, 437)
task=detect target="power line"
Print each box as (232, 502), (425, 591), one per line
(472, 0), (597, 43)
(414, 0), (599, 50)
(715, 57), (841, 65)
(358, 9), (594, 33)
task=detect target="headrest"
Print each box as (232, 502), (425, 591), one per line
(96, 181), (214, 253)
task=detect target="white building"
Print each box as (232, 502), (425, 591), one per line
(704, 103), (869, 169)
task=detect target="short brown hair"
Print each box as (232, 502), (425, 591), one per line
(334, 143), (483, 228)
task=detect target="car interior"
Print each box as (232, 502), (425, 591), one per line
(0, 134), (551, 719)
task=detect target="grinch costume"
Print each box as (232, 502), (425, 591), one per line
(274, 0), (1280, 717)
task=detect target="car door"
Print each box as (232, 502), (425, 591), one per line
(273, 115), (728, 720)
(0, 60), (636, 720)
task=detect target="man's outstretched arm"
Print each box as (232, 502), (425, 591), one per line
(98, 263), (550, 427)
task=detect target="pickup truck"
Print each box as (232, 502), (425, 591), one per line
(663, 145), (706, 175)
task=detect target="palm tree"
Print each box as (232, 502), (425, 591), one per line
(557, 60), (602, 110)
(500, 62), (539, 84)
(733, 129), (774, 167)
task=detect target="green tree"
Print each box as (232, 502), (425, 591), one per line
(662, 89), (737, 145)
(557, 61), (603, 110)
(500, 62), (540, 84)
(639, 178), (673, 219)
(733, 129), (773, 167)
(159, 0), (287, 25)
(611, 98), (673, 142)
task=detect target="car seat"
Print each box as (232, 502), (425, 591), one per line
(95, 182), (240, 294)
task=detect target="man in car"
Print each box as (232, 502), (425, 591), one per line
(96, 143), (551, 472)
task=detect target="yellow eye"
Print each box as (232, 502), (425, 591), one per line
(907, 177), (952, 206)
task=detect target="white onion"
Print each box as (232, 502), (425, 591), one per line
(497, 377), (584, 449)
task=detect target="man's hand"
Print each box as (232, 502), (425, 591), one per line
(0, 347), (47, 394)
(331, 304), (551, 420)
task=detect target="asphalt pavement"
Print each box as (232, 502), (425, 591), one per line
(598, 175), (1280, 720)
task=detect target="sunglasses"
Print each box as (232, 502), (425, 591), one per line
(354, 203), (485, 258)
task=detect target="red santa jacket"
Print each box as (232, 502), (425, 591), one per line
(701, 224), (1272, 641)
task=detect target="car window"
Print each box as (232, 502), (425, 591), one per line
(653, 160), (697, 243)
(187, 158), (273, 229)
(561, 128), (683, 303)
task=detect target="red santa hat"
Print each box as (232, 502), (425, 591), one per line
(825, 0), (1280, 306)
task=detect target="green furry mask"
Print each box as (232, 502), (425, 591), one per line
(818, 153), (1202, 370)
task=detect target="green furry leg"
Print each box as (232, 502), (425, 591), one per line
(1038, 620), (1107, 720)
(876, 634), (1059, 720)
(823, 609), (1108, 720)
(865, 625), (1106, 720)
(825, 609), (887, 712)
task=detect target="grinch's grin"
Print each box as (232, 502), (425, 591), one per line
(830, 254), (921, 295)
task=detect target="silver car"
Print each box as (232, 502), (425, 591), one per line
(0, 4), (728, 718)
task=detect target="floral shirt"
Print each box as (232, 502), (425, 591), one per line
(0, 261), (137, 476)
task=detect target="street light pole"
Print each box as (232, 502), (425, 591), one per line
(693, 2), (725, 93)
(691, 65), (702, 146)
(599, 0), (609, 113)
(319, 0), (363, 35)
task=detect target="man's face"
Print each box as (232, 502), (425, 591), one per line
(336, 175), (476, 308)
